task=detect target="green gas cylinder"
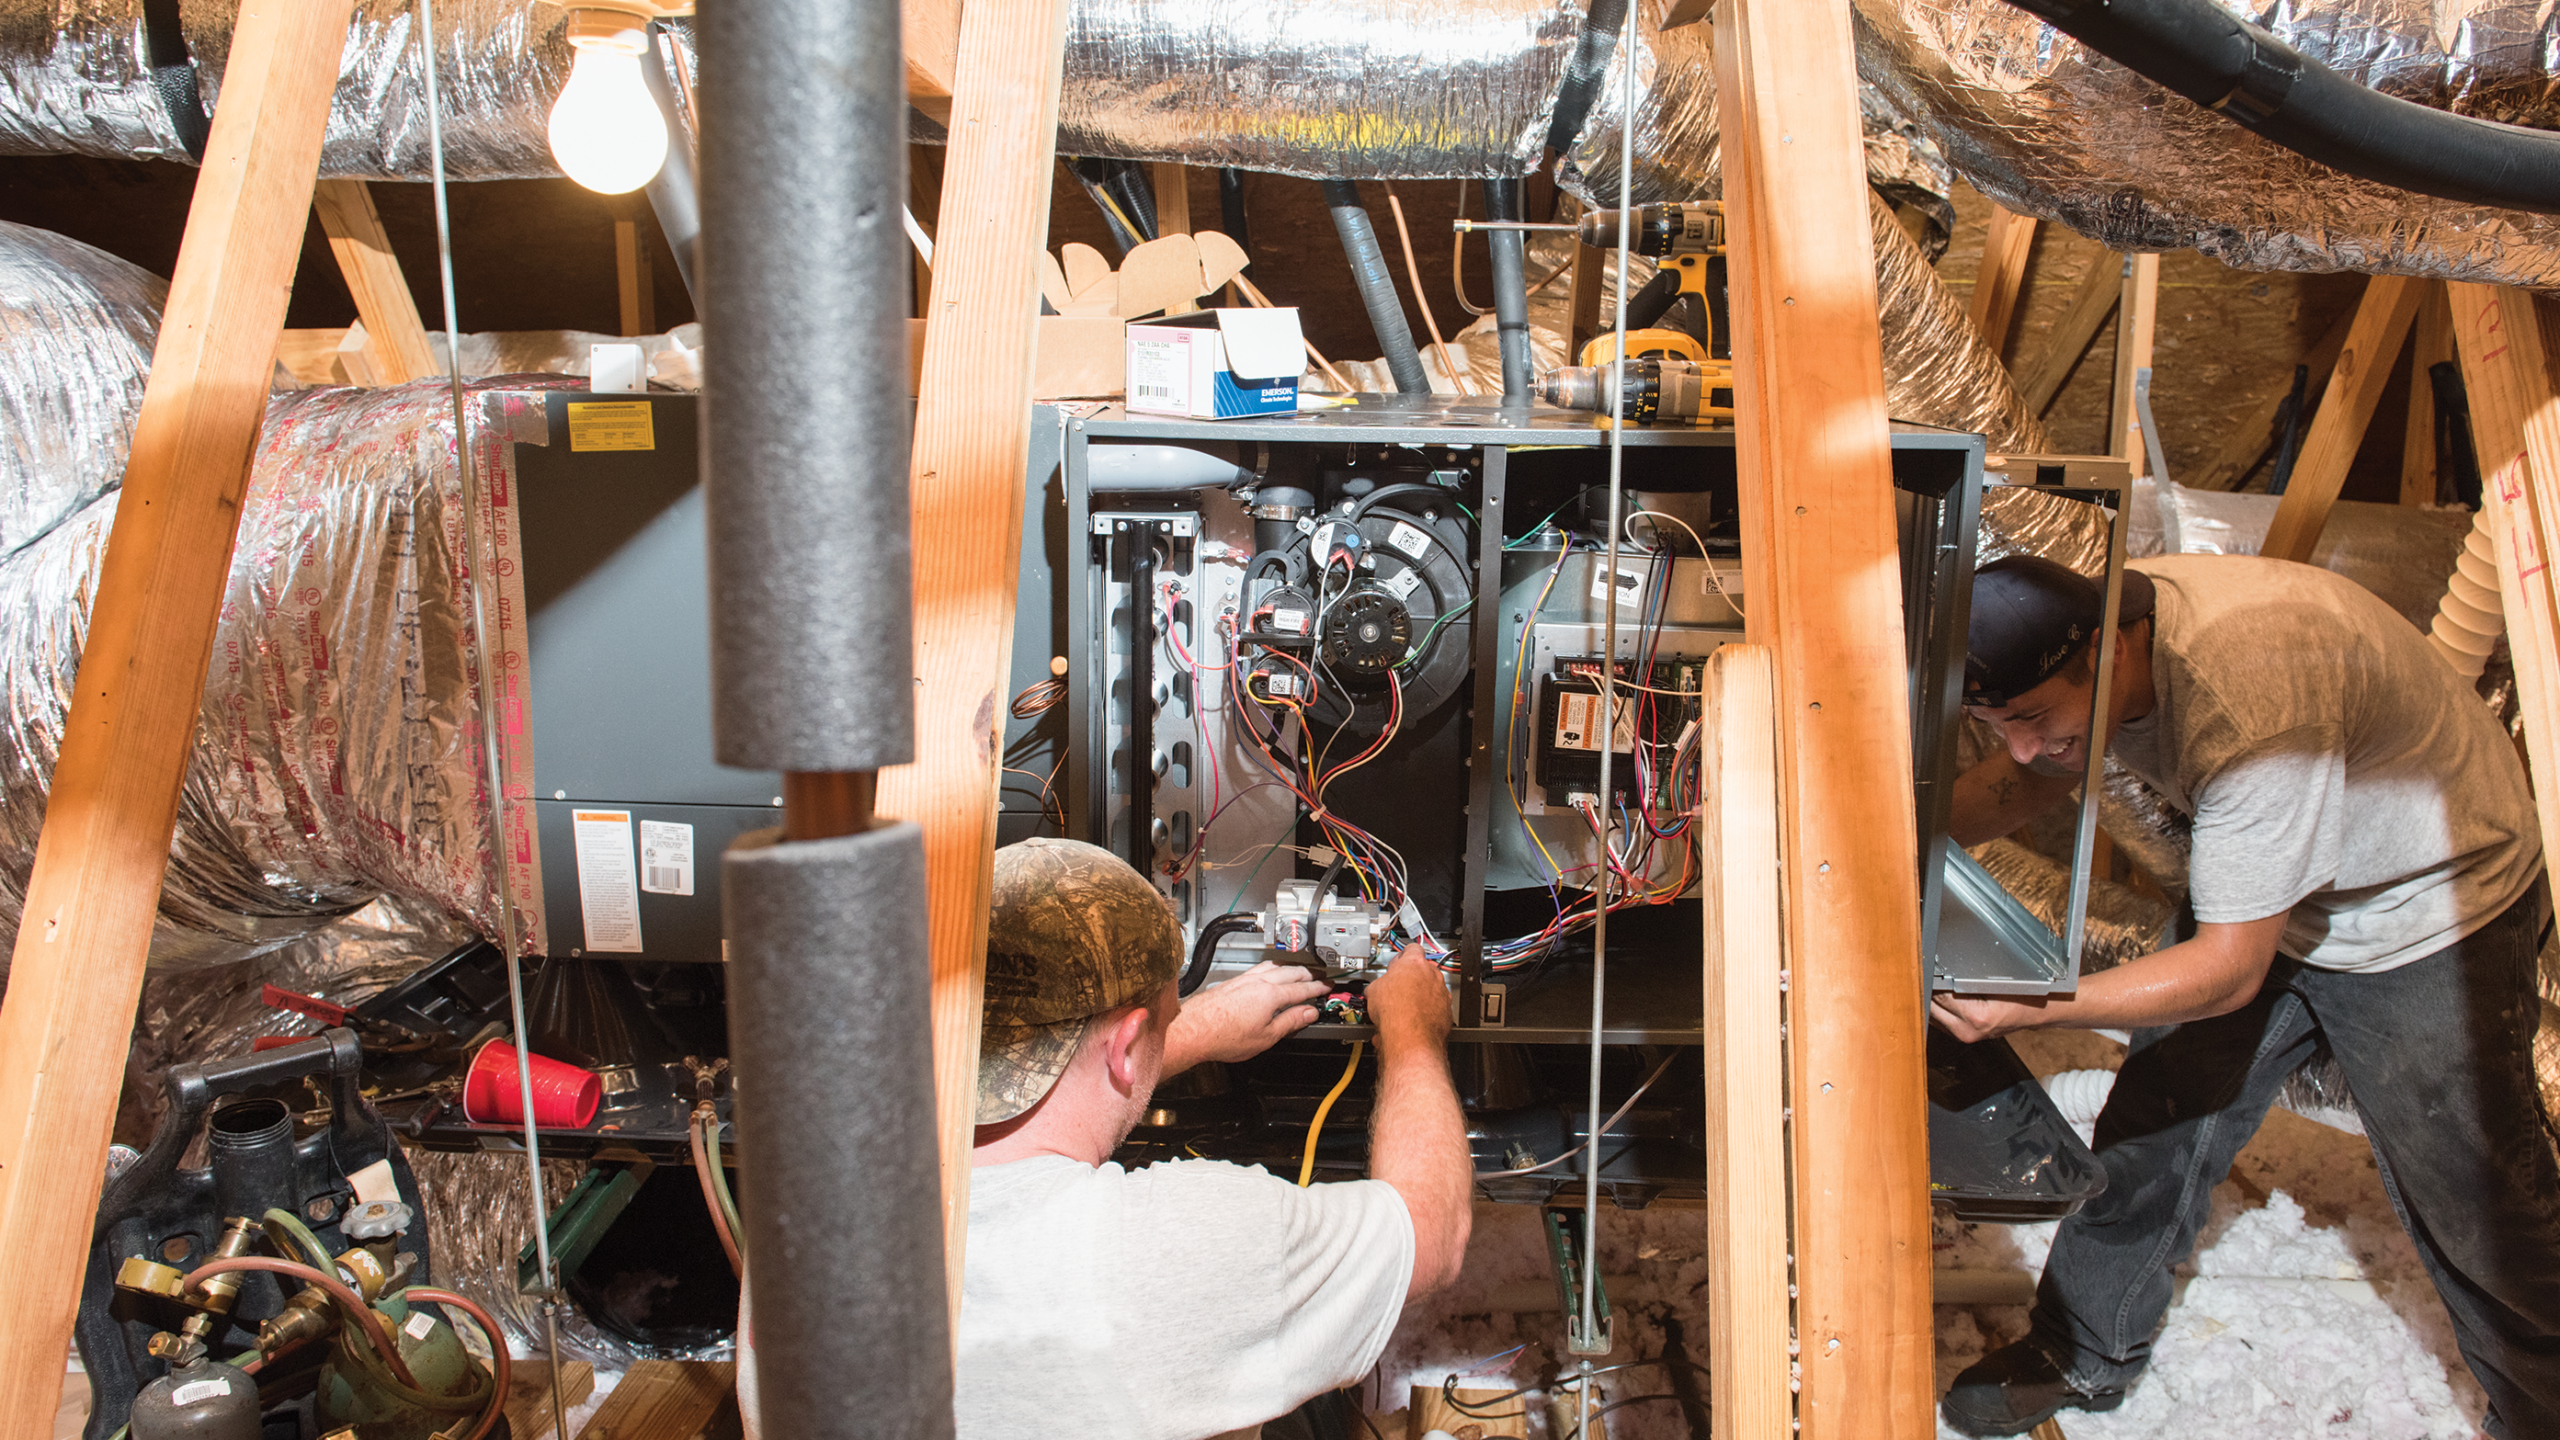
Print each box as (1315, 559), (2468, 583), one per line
(316, 1294), (496, 1440)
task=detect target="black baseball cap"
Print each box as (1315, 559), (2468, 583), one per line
(1963, 555), (2155, 707)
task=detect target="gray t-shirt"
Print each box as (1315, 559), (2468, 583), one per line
(955, 1154), (1414, 1440)
(2106, 554), (2540, 972)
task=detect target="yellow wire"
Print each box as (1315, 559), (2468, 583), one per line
(1298, 1041), (1366, 1187)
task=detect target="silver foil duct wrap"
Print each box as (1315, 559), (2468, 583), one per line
(0, 1), (697, 180)
(0, 221), (161, 559)
(0, 380), (560, 973)
(1853, 0), (2560, 291)
(1965, 838), (2174, 977)
(1055, 0), (1578, 178)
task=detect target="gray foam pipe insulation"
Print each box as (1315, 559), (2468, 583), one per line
(697, 0), (951, 1433)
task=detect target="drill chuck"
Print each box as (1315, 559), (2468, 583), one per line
(1576, 202), (1725, 257)
(1537, 359), (1714, 424)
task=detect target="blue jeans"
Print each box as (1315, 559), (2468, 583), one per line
(2031, 877), (2560, 1438)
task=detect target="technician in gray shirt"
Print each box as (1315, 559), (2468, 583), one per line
(1933, 553), (2560, 1438)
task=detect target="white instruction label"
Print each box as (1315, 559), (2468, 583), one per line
(405, 1310), (438, 1341)
(1270, 607), (1309, 635)
(639, 820), (696, 896)
(1382, 566), (1424, 601)
(1265, 672), (1299, 698)
(171, 1381), (229, 1408)
(1554, 691), (1636, 753)
(572, 810), (645, 953)
(1387, 520), (1433, 559)
(1590, 563), (1646, 609)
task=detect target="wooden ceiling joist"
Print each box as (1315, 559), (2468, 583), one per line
(2013, 251), (2121, 418)
(1965, 204), (2037, 359)
(2189, 293), (2361, 493)
(0, 0), (358, 1427)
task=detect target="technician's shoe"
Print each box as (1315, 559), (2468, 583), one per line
(1939, 1340), (2127, 1437)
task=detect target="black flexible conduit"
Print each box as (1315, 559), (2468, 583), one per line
(1320, 178), (1433, 395)
(1183, 913), (1263, 996)
(2006, 0), (2560, 213)
(1482, 178), (1534, 401)
(1542, 0), (1630, 157)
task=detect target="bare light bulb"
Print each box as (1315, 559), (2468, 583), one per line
(547, 33), (668, 195)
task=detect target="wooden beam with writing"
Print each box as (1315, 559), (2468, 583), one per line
(2449, 284), (2560, 880)
(2260, 274), (2426, 564)
(2014, 252), (2120, 417)
(1965, 205), (2036, 360)
(0, 0), (358, 1426)
(873, 0), (1072, 1343)
(311, 178), (439, 384)
(1714, 1), (1933, 1435)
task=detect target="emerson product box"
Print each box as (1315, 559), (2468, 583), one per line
(1125, 308), (1304, 418)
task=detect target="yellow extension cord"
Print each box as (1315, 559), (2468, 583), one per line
(1297, 1041), (1366, 1186)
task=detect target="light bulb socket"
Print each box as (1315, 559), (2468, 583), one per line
(565, 8), (652, 54)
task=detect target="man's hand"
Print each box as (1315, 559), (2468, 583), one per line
(1363, 944), (1452, 1050)
(1163, 962), (1329, 1075)
(1929, 991), (2049, 1044)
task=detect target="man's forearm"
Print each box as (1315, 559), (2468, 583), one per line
(1369, 1022), (1472, 1294)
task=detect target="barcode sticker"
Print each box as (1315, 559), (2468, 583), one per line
(171, 1381), (228, 1408)
(639, 820), (695, 897)
(405, 1310), (438, 1341)
(1135, 383), (1173, 399)
(1382, 567), (1424, 601)
(1270, 607), (1309, 634)
(1265, 673), (1299, 698)
(1388, 521), (1433, 559)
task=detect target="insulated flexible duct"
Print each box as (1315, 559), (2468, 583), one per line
(1322, 179), (1432, 395)
(0, 222), (162, 561)
(2001, 0), (2560, 215)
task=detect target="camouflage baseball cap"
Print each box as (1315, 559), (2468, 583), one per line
(977, 838), (1184, 1125)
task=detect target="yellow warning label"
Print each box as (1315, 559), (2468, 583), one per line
(567, 400), (655, 452)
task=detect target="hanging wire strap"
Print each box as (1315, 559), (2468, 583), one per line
(1574, 3), (1642, 1414)
(414, 1), (571, 1433)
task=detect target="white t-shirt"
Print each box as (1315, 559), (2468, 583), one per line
(2107, 555), (2541, 971)
(955, 1154), (1414, 1440)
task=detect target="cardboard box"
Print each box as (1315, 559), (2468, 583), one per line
(1125, 308), (1303, 418)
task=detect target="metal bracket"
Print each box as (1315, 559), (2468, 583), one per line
(1544, 1206), (1615, 1356)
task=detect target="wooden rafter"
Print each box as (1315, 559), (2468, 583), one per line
(873, 0), (1073, 1342)
(1714, 0), (1933, 1434)
(1965, 204), (2036, 360)
(311, 178), (439, 384)
(0, 0), (358, 1425)
(2108, 253), (2160, 476)
(2014, 251), (2120, 417)
(2260, 274), (2426, 563)
(2189, 293), (2360, 492)
(2402, 283), (2452, 506)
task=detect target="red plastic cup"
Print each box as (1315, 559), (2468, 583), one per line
(461, 1040), (602, 1130)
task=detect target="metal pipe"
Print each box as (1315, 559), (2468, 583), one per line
(639, 22), (700, 305)
(1481, 178), (1533, 401)
(1319, 178), (1430, 394)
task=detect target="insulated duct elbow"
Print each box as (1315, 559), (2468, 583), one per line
(2005, 0), (2560, 214)
(1320, 178), (1430, 395)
